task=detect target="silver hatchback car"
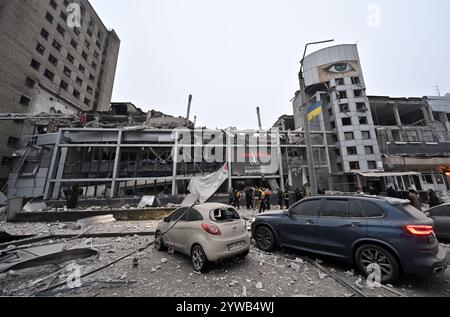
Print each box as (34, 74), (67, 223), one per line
(155, 203), (251, 272)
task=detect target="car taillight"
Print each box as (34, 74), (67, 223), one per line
(201, 223), (222, 236)
(404, 225), (434, 236)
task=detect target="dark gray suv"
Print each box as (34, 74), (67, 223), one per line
(251, 195), (448, 283)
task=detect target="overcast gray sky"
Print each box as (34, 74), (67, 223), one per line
(91, 0), (450, 129)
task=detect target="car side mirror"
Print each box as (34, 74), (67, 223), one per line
(163, 217), (170, 223)
(425, 212), (430, 217)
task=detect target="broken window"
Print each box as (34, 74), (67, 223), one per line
(368, 161), (377, 170)
(349, 161), (360, 170)
(45, 12), (54, 24)
(336, 78), (345, 86)
(41, 28), (49, 41)
(392, 130), (402, 142)
(336, 163), (343, 172)
(67, 53), (75, 64)
(347, 147), (357, 155)
(340, 104), (350, 112)
(7, 136), (20, 148)
(354, 90), (363, 97)
(397, 102), (426, 125)
(57, 23), (65, 36)
(64, 66), (71, 77)
(211, 208), (240, 222)
(25, 77), (36, 88)
(70, 38), (78, 49)
(342, 118), (352, 126)
(49, 0), (57, 10)
(345, 132), (354, 140)
(36, 43), (45, 55)
(73, 89), (80, 99)
(359, 117), (368, 125)
(331, 134), (338, 143)
(60, 80), (68, 91)
(52, 39), (62, 51)
(356, 103), (367, 112)
(406, 130), (419, 142)
(362, 131), (371, 140)
(365, 146), (374, 154)
(330, 121), (336, 129)
(351, 77), (361, 85)
(19, 95), (31, 106)
(44, 69), (55, 81)
(422, 130), (436, 142)
(48, 54), (58, 66)
(423, 175), (433, 185)
(338, 91), (347, 99)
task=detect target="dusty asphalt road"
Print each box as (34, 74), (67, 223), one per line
(1, 235), (449, 297)
(0, 216), (449, 297)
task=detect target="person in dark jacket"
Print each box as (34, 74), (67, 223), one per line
(295, 188), (303, 202)
(277, 189), (283, 209)
(428, 189), (441, 208)
(245, 187), (254, 210)
(284, 190), (291, 209)
(407, 189), (422, 211)
(228, 189), (234, 205)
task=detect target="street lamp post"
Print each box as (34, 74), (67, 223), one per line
(299, 40), (334, 196)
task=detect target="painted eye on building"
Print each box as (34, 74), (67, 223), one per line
(327, 63), (354, 73)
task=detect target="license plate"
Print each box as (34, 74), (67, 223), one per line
(228, 241), (246, 251)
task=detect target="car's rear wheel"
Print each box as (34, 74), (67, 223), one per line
(355, 244), (400, 284)
(191, 245), (208, 273)
(154, 231), (166, 251)
(255, 226), (276, 252)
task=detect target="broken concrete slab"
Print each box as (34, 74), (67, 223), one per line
(77, 215), (116, 228)
(0, 243), (98, 273)
(23, 202), (48, 213)
(138, 196), (155, 208)
(0, 231), (34, 244)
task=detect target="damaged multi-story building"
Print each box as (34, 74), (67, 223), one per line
(289, 44), (450, 194)
(0, 0), (120, 187)
(3, 43), (450, 204)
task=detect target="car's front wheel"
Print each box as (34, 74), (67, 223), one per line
(191, 245), (208, 273)
(355, 244), (400, 284)
(255, 226), (276, 252)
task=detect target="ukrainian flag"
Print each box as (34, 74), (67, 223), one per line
(307, 100), (323, 122)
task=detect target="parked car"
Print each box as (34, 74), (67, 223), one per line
(155, 203), (251, 272)
(251, 196), (448, 283)
(426, 203), (450, 240)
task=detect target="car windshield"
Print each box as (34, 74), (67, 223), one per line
(394, 203), (428, 220)
(210, 208), (240, 222)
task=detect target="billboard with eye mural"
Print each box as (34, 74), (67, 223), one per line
(318, 60), (361, 83)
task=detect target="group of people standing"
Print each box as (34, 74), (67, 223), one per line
(228, 183), (314, 214)
(387, 186), (443, 211)
(229, 187), (272, 213)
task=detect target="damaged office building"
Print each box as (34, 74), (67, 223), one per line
(290, 44), (450, 195)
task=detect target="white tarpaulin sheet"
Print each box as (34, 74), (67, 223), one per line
(187, 164), (230, 204)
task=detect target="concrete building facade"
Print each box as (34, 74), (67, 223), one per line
(292, 44), (383, 191)
(0, 0), (120, 185)
(289, 44), (450, 194)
